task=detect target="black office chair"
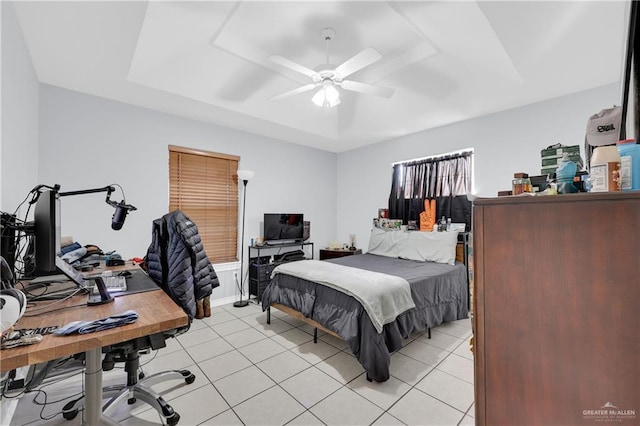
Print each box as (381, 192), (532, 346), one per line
(60, 330), (194, 425)
(60, 211), (217, 425)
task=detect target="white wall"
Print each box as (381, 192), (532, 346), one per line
(37, 85), (336, 302)
(0, 2), (623, 303)
(336, 83), (621, 251)
(1, 1), (39, 212)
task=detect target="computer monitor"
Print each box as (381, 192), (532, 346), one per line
(34, 189), (61, 276)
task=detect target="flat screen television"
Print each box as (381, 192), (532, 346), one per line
(33, 189), (61, 276)
(264, 213), (304, 243)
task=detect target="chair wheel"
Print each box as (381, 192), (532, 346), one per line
(166, 412), (180, 426)
(180, 370), (195, 384)
(62, 400), (79, 420)
(185, 374), (195, 385)
(62, 409), (78, 421)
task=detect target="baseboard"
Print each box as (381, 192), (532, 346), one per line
(210, 295), (238, 307)
(210, 294), (261, 308)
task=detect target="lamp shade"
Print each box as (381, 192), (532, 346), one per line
(312, 81), (341, 108)
(237, 170), (255, 181)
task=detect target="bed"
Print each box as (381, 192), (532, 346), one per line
(261, 229), (469, 382)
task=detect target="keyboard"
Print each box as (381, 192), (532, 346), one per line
(92, 276), (127, 294)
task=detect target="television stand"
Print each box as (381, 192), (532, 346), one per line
(264, 240), (304, 246)
(251, 241), (313, 253)
(247, 241), (314, 301)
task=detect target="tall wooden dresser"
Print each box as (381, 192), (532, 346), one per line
(473, 192), (640, 426)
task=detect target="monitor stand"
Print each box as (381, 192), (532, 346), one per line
(87, 277), (114, 306)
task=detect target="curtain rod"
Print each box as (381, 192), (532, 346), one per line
(391, 148), (474, 166)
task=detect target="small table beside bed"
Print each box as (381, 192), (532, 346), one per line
(261, 228), (469, 382)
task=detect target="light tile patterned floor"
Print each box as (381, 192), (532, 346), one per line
(7, 300), (474, 425)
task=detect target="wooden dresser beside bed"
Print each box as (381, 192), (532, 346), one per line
(473, 192), (639, 425)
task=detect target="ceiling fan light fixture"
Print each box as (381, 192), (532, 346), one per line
(270, 27), (389, 106)
(312, 81), (341, 107)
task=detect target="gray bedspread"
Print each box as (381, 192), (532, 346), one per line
(261, 253), (468, 382)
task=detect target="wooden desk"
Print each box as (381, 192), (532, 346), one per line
(1, 284), (187, 425)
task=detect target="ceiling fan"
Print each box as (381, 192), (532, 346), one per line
(269, 28), (395, 107)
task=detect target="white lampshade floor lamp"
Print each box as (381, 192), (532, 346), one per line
(234, 170), (254, 308)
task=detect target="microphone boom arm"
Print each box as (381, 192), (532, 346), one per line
(59, 185), (137, 230)
(59, 185), (114, 198)
(59, 185), (137, 210)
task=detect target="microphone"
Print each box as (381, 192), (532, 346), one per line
(111, 201), (137, 230)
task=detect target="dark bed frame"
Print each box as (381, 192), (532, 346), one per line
(265, 233), (471, 378)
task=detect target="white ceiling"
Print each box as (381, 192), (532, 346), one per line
(13, 1), (628, 153)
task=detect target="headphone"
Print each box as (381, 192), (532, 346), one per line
(1, 289), (27, 334)
(1, 256), (14, 290)
(0, 256), (26, 334)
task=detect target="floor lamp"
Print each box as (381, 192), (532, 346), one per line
(234, 170), (255, 308)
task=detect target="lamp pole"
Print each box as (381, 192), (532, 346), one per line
(234, 170), (254, 307)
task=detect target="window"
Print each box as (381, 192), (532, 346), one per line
(169, 145), (239, 263)
(392, 150), (473, 199)
(389, 150), (473, 230)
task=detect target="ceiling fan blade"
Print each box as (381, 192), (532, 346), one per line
(270, 83), (318, 101)
(340, 80), (395, 98)
(334, 48), (382, 78)
(268, 55), (318, 79)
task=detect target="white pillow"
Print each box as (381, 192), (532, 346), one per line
(367, 228), (408, 258)
(398, 231), (459, 265)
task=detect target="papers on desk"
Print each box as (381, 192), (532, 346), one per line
(54, 310), (139, 335)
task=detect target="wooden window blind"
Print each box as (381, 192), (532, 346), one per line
(169, 145), (239, 263)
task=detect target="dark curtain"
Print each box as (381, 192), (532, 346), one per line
(388, 151), (473, 231)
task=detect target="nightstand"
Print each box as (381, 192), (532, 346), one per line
(319, 248), (362, 260)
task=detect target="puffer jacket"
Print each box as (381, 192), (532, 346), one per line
(145, 210), (219, 320)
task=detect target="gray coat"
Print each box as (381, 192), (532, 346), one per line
(145, 210), (219, 320)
